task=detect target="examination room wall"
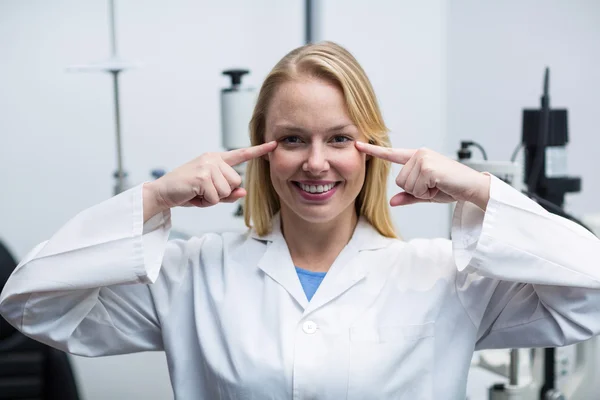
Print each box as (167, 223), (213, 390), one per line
(0, 1), (449, 399)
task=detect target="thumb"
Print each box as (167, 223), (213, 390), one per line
(220, 187), (247, 203)
(390, 192), (430, 207)
(186, 188), (247, 207)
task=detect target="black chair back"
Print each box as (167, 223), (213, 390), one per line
(0, 240), (80, 400)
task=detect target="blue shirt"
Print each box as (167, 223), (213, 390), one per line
(295, 267), (327, 301)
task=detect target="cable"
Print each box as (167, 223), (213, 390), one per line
(470, 142), (488, 161)
(461, 141), (488, 160)
(510, 143), (523, 162)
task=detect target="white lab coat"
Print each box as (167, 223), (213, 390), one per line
(1, 175), (600, 400)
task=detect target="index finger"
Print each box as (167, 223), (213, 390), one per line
(355, 141), (415, 164)
(222, 141), (278, 166)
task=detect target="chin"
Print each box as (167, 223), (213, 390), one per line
(289, 203), (350, 225)
(295, 210), (337, 225)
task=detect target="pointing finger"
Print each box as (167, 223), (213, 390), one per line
(390, 192), (429, 207)
(355, 141), (415, 165)
(222, 141), (278, 166)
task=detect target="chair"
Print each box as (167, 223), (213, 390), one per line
(0, 239), (80, 400)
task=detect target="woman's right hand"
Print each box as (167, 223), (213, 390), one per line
(143, 141), (277, 221)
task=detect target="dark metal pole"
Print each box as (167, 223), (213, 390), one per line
(108, 0), (118, 55)
(108, 0), (125, 193)
(305, 0), (313, 44)
(111, 70), (125, 193)
(509, 349), (519, 386)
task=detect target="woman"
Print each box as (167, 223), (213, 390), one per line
(1, 41), (600, 399)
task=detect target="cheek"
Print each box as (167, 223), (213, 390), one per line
(330, 148), (366, 177)
(269, 148), (304, 180)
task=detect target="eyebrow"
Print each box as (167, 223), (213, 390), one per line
(274, 124), (356, 133)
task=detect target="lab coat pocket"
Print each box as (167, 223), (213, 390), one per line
(347, 322), (435, 400)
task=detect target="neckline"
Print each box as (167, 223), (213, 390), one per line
(294, 266), (327, 277)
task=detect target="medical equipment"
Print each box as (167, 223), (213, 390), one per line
(460, 68), (595, 400)
(521, 70), (581, 210)
(66, 0), (139, 195)
(220, 69), (257, 216)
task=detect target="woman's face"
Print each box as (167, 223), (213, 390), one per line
(264, 77), (368, 225)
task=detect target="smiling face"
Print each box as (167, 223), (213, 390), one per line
(264, 77), (368, 226)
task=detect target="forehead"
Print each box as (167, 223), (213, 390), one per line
(266, 78), (353, 130)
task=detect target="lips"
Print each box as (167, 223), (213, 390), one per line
(292, 181), (340, 201)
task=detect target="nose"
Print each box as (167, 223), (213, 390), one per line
(302, 144), (330, 175)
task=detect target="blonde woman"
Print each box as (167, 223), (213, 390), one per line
(2, 42), (600, 399)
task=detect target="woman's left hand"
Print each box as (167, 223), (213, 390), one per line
(355, 141), (491, 210)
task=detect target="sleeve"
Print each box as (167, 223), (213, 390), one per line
(452, 175), (600, 350)
(0, 184), (185, 357)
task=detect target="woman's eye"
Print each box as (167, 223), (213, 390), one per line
(281, 136), (302, 144)
(331, 135), (352, 144)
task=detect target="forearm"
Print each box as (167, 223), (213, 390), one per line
(454, 174), (600, 286)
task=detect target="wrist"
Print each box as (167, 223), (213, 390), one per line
(143, 182), (166, 222)
(470, 172), (491, 211)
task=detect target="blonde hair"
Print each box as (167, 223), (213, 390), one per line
(244, 41), (396, 238)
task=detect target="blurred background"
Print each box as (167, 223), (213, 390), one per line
(1, 0), (599, 399)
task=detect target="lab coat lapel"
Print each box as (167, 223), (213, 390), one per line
(303, 217), (394, 315)
(251, 214), (394, 313)
(254, 215), (309, 309)
(302, 243), (363, 315)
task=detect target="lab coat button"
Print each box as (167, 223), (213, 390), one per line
(302, 320), (318, 334)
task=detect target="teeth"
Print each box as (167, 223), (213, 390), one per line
(299, 183), (335, 193)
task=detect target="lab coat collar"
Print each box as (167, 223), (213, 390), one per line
(249, 213), (393, 251)
(251, 213), (396, 313)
